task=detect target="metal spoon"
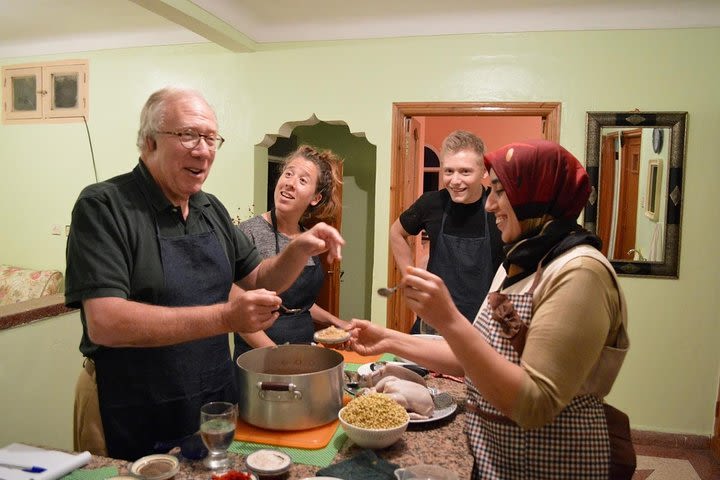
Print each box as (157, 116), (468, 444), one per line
(278, 304), (303, 314)
(377, 286), (399, 297)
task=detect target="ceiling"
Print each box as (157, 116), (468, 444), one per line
(1, 0), (719, 58)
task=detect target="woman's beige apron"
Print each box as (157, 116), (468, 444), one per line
(465, 247), (629, 479)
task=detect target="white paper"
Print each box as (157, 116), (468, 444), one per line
(0, 443), (91, 480)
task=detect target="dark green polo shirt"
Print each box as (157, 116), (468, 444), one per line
(65, 160), (261, 356)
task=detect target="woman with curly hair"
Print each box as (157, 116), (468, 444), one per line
(234, 145), (346, 358)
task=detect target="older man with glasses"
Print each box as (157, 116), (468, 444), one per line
(65, 86), (344, 461)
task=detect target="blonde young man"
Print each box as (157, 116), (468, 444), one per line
(390, 130), (503, 333)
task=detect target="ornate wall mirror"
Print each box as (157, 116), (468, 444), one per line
(584, 111), (687, 278)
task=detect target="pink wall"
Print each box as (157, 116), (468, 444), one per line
(421, 116), (544, 154)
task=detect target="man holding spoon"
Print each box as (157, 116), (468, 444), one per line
(389, 130), (503, 332)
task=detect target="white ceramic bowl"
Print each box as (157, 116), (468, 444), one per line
(129, 454), (179, 480)
(338, 406), (409, 449)
(313, 326), (351, 345)
(245, 448), (292, 478)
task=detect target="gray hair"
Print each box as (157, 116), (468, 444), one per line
(440, 130), (486, 162)
(135, 86), (214, 152)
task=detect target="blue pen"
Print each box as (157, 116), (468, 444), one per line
(0, 462), (47, 473)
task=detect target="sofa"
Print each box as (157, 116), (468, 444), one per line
(0, 265), (71, 330)
(0, 265), (64, 306)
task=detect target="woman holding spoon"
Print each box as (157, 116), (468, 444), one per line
(348, 140), (632, 479)
(233, 145), (347, 358)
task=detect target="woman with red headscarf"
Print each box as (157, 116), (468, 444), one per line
(346, 140), (632, 479)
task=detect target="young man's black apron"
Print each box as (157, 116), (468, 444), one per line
(412, 191), (493, 334)
(234, 209), (324, 359)
(94, 211), (236, 461)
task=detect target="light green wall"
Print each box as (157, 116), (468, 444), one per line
(1, 28), (719, 451)
(0, 312), (83, 449)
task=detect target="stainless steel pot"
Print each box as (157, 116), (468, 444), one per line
(235, 345), (344, 430)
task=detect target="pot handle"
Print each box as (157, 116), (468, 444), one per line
(259, 381), (296, 391)
(256, 381), (303, 400)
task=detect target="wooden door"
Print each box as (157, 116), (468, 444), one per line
(385, 117), (423, 334)
(712, 377), (720, 459)
(613, 130), (640, 260)
(387, 102), (562, 333)
(597, 133), (617, 256)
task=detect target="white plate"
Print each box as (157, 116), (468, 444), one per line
(349, 375), (458, 425)
(410, 395), (458, 424)
(357, 361), (412, 377)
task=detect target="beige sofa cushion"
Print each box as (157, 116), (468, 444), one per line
(0, 265), (64, 306)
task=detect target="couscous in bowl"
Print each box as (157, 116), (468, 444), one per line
(338, 393), (410, 449)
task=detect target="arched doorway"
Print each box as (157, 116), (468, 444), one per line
(254, 117), (377, 320)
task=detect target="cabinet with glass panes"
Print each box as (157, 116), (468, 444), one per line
(2, 59), (88, 124)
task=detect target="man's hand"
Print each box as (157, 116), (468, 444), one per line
(246, 222), (345, 294)
(293, 222), (345, 264)
(223, 288), (281, 333)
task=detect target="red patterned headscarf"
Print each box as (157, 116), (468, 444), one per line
(483, 140), (599, 287)
(483, 139), (590, 222)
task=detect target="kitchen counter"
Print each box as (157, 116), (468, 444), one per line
(81, 376), (472, 479)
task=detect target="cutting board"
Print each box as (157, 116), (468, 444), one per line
(234, 395), (352, 449)
(234, 417), (340, 449)
(339, 349), (382, 365)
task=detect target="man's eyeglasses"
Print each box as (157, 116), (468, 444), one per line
(157, 129), (225, 151)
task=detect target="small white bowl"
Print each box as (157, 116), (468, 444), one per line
(313, 326), (351, 345)
(245, 449), (292, 478)
(338, 406), (409, 449)
(129, 454), (179, 480)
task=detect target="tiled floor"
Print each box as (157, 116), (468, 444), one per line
(632, 443), (720, 479)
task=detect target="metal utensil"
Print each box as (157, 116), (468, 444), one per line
(428, 387), (456, 410)
(344, 370), (363, 396)
(377, 286), (399, 297)
(370, 361), (429, 378)
(277, 304), (303, 314)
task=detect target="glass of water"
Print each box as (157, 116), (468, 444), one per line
(200, 401), (237, 472)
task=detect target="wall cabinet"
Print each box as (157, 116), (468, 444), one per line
(2, 60), (88, 124)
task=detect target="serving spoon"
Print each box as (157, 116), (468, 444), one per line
(277, 304), (303, 314)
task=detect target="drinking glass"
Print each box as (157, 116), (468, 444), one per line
(200, 401), (237, 472)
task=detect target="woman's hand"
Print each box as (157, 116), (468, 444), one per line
(402, 266), (463, 332)
(347, 318), (391, 356)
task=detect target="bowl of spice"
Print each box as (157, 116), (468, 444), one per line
(245, 449), (292, 479)
(338, 393), (409, 449)
(129, 454), (179, 480)
(211, 471), (257, 480)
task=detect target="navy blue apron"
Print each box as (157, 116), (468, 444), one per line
(94, 210), (235, 461)
(413, 191), (493, 333)
(234, 209), (324, 359)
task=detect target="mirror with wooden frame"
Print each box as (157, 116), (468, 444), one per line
(583, 111), (687, 278)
